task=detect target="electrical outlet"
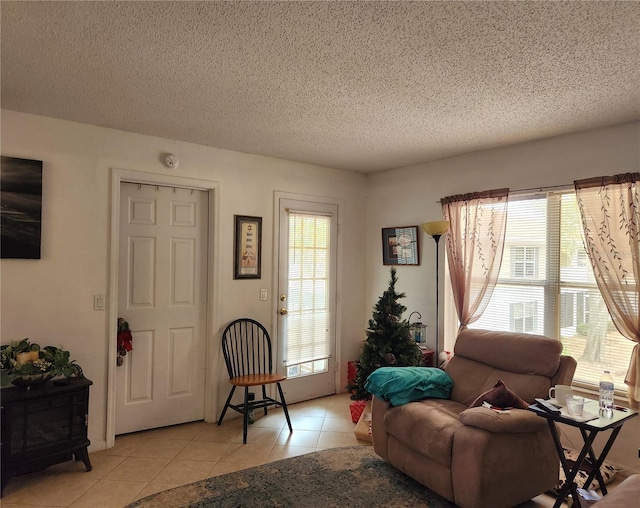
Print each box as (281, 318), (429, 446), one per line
(260, 288), (268, 301)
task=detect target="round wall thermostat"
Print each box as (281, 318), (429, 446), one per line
(162, 153), (179, 169)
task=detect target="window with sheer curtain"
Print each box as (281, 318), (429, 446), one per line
(445, 191), (634, 392)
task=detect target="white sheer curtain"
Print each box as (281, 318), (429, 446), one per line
(442, 188), (509, 331)
(575, 173), (640, 408)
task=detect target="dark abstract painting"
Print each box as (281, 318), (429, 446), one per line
(1, 156), (43, 259)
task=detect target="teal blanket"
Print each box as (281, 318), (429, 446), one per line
(365, 367), (453, 406)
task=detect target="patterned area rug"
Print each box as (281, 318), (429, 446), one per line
(126, 446), (457, 508)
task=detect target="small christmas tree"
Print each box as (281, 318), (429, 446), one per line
(348, 268), (423, 400)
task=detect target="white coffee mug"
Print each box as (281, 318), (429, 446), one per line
(548, 384), (573, 405)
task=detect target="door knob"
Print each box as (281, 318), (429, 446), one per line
(279, 308), (288, 315)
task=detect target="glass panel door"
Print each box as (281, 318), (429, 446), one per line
(277, 197), (337, 403)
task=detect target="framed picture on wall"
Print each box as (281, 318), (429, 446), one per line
(1, 156), (43, 259)
(234, 215), (262, 279)
(382, 226), (420, 266)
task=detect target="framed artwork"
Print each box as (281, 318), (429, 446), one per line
(234, 215), (262, 279)
(1, 156), (43, 259)
(382, 226), (420, 266)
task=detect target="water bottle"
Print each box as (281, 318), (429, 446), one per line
(599, 371), (614, 417)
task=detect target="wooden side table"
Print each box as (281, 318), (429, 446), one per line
(1, 377), (93, 496)
(529, 399), (637, 508)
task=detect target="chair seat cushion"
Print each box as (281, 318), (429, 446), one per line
(230, 373), (286, 386)
(383, 399), (465, 466)
(365, 367), (453, 406)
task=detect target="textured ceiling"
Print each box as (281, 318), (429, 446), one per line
(1, 1), (639, 172)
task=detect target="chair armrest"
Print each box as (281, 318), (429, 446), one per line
(458, 407), (547, 433)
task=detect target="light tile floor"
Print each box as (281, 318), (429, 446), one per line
(0, 392), (619, 508)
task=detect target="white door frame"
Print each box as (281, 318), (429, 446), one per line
(272, 191), (343, 397)
(107, 168), (220, 448)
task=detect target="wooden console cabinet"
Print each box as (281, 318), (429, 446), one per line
(1, 377), (92, 496)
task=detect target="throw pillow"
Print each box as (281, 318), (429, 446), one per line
(364, 366), (453, 406)
(469, 379), (529, 409)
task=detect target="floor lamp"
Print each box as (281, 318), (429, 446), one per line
(422, 220), (450, 366)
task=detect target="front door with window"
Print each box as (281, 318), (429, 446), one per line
(276, 197), (338, 403)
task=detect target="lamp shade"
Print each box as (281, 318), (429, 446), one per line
(422, 220), (450, 237)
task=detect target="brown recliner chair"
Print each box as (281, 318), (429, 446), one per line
(372, 328), (577, 508)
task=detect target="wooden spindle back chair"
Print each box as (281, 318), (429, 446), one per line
(217, 318), (292, 443)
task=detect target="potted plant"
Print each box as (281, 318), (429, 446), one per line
(0, 338), (82, 388)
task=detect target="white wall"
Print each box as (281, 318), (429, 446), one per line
(366, 121), (640, 471)
(3, 110), (638, 471)
(0, 109), (367, 450)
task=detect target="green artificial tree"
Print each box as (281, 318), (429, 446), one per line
(348, 268), (422, 400)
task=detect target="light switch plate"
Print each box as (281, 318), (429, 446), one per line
(93, 294), (105, 311)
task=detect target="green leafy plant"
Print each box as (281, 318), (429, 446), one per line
(1, 338), (82, 386)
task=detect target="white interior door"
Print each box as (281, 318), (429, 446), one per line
(277, 197), (338, 403)
(116, 183), (208, 434)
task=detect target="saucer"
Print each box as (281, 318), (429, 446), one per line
(547, 398), (564, 407)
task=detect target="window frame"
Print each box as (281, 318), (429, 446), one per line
(510, 245), (539, 279)
(444, 190), (632, 394)
(510, 300), (537, 333)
